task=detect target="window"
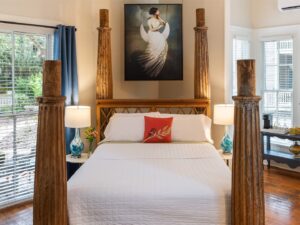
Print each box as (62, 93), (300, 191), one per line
(0, 30), (52, 208)
(232, 38), (251, 96)
(262, 39), (293, 128)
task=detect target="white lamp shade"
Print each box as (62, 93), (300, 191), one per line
(213, 104), (234, 125)
(65, 106), (91, 128)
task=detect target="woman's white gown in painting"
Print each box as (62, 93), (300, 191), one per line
(139, 17), (170, 78)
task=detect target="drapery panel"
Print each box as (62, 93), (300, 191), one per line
(54, 25), (79, 179)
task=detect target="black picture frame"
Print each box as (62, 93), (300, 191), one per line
(124, 4), (183, 81)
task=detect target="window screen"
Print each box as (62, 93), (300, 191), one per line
(0, 31), (52, 208)
(263, 39), (293, 128)
(232, 38), (251, 96)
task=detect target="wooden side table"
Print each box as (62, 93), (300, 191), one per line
(261, 130), (300, 169)
(218, 149), (233, 166)
(66, 153), (89, 178)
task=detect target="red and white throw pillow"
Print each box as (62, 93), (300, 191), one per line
(143, 116), (173, 143)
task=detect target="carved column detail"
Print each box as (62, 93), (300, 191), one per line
(194, 8), (210, 99)
(232, 60), (265, 225)
(96, 9), (113, 99)
(33, 61), (67, 225)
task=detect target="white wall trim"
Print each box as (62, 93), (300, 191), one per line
(225, 25), (254, 103)
(0, 13), (61, 35)
(231, 26), (253, 35)
(0, 13), (61, 27)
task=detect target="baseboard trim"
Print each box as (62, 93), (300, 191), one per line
(265, 166), (300, 179)
(0, 199), (32, 213)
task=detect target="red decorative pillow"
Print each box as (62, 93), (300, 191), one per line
(143, 116), (173, 143)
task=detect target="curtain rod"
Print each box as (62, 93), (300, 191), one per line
(0, 20), (77, 31)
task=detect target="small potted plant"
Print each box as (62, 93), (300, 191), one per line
(84, 127), (98, 156)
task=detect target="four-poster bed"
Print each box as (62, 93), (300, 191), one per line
(33, 7), (265, 225)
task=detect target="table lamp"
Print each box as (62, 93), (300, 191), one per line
(65, 106), (91, 158)
(214, 104), (234, 154)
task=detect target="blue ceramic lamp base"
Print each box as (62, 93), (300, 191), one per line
(70, 128), (84, 158)
(221, 133), (233, 154)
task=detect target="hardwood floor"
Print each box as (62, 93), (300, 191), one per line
(0, 167), (299, 225)
(264, 168), (300, 225)
(0, 201), (32, 225)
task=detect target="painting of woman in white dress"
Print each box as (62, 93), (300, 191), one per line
(125, 4), (183, 80)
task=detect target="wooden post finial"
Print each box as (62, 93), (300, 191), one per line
(96, 9), (113, 99)
(194, 8), (210, 100)
(100, 9), (109, 28)
(237, 59), (256, 96)
(196, 8), (205, 27)
(42, 60), (61, 97)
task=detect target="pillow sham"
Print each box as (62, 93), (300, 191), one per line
(143, 116), (173, 143)
(159, 114), (213, 143)
(103, 112), (160, 142)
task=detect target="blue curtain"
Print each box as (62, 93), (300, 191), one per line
(54, 25), (79, 179)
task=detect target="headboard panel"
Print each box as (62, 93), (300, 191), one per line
(96, 98), (211, 142)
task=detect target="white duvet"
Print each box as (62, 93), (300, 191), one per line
(68, 143), (231, 225)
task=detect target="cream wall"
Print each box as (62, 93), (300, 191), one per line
(230, 0), (300, 28)
(230, 0), (252, 27)
(252, 0), (300, 28)
(0, 0), (228, 145)
(0, 0), (65, 21)
(232, 0), (300, 28)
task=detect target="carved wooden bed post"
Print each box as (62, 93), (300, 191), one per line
(33, 61), (67, 225)
(232, 60), (265, 225)
(194, 8), (210, 101)
(96, 9), (113, 99)
(96, 9), (113, 143)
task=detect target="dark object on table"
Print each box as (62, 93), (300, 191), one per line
(263, 114), (273, 129)
(261, 130), (300, 169)
(289, 142), (300, 155)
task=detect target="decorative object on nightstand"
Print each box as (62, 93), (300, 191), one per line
(65, 106), (91, 158)
(84, 127), (99, 156)
(214, 104), (234, 154)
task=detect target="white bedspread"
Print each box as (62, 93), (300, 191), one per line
(68, 143), (231, 225)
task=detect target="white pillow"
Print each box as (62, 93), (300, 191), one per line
(159, 114), (213, 143)
(104, 112), (160, 142)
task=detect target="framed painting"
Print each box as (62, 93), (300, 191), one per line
(124, 4), (183, 80)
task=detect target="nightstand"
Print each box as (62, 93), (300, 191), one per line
(66, 153), (89, 164)
(218, 149), (233, 166)
(66, 153), (89, 179)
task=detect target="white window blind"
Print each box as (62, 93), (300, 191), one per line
(263, 39), (293, 128)
(232, 38), (250, 96)
(0, 30), (52, 208)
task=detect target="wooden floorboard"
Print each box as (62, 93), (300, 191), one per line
(0, 167), (299, 225)
(264, 167), (300, 225)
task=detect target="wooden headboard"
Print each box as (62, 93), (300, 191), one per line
(96, 98), (210, 142)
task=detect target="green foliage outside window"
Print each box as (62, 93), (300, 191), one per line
(15, 73), (42, 111)
(0, 32), (46, 112)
